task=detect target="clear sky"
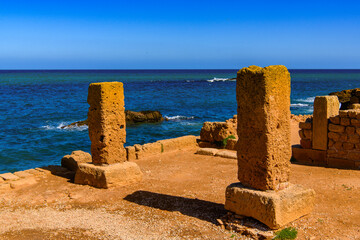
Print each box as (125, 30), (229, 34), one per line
(0, 0), (359, 69)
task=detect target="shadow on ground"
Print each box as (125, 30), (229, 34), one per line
(39, 165), (75, 182)
(124, 190), (226, 224)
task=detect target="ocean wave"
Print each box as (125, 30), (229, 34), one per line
(41, 122), (88, 131)
(296, 97), (315, 103)
(207, 77), (235, 83)
(165, 115), (195, 120)
(291, 103), (309, 107)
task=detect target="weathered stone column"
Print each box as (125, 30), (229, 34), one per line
(312, 96), (340, 150)
(74, 82), (142, 188)
(88, 82), (126, 164)
(225, 66), (315, 229)
(236, 65), (291, 191)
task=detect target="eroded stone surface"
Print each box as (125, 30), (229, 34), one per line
(0, 173), (20, 181)
(225, 183), (315, 229)
(88, 82), (126, 165)
(74, 162), (143, 189)
(236, 65), (291, 191)
(61, 150), (92, 171)
(312, 96), (340, 150)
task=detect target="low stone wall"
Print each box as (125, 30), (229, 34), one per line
(327, 110), (360, 168)
(294, 98), (360, 169)
(126, 135), (199, 161)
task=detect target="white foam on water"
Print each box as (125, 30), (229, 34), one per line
(297, 97), (315, 103)
(207, 77), (234, 83)
(165, 115), (195, 120)
(291, 103), (309, 107)
(41, 122), (88, 131)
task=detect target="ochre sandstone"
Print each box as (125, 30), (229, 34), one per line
(312, 96), (339, 150)
(88, 82), (126, 164)
(236, 65), (291, 191)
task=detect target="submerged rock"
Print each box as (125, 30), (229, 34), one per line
(62, 110), (164, 129)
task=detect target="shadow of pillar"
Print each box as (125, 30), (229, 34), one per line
(123, 191), (226, 224)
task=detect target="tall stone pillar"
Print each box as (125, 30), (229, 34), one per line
(312, 96), (339, 150)
(225, 66), (315, 229)
(74, 82), (142, 188)
(87, 82), (126, 164)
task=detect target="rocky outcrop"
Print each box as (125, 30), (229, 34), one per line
(62, 110), (164, 129)
(329, 88), (360, 110)
(125, 110), (164, 123)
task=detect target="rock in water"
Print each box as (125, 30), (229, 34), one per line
(62, 110), (164, 129)
(125, 110), (164, 123)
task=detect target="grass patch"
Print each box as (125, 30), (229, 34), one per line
(222, 135), (236, 148)
(342, 184), (352, 190)
(273, 227), (298, 240)
(161, 143), (164, 153)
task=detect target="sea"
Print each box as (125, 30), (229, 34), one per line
(1, 69), (359, 173)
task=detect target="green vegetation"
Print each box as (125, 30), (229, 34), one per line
(222, 135), (236, 148)
(161, 143), (164, 153)
(273, 227), (298, 240)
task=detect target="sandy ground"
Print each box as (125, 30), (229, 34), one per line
(0, 120), (359, 240)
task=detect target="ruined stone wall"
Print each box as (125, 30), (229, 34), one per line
(327, 110), (360, 169)
(299, 118), (313, 149)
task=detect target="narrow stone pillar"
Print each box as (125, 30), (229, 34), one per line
(87, 82), (126, 164)
(74, 82), (142, 188)
(225, 66), (315, 229)
(236, 65), (291, 191)
(312, 96), (340, 150)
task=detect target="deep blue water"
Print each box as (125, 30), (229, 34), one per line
(1, 69), (359, 173)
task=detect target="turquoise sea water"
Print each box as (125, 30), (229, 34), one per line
(0, 69), (359, 173)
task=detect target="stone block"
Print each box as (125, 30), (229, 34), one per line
(61, 150), (92, 172)
(0, 173), (20, 181)
(74, 162), (143, 189)
(348, 110), (358, 118)
(303, 129), (312, 139)
(13, 171), (33, 179)
(350, 104), (360, 110)
(292, 146), (327, 166)
(340, 118), (350, 126)
(329, 116), (340, 124)
(87, 82), (126, 165)
(236, 65), (291, 191)
(329, 124), (345, 133)
(351, 119), (360, 127)
(343, 142), (354, 150)
(0, 178), (4, 183)
(327, 157), (356, 169)
(299, 122), (312, 130)
(299, 130), (306, 139)
(333, 141), (343, 150)
(200, 121), (237, 142)
(196, 148), (219, 156)
(328, 132), (340, 141)
(126, 146), (136, 161)
(348, 134), (360, 144)
(225, 183), (315, 229)
(328, 139), (334, 147)
(340, 134), (348, 142)
(136, 142), (162, 159)
(339, 110), (349, 117)
(312, 96), (340, 150)
(225, 138), (238, 150)
(300, 139), (312, 149)
(157, 135), (198, 152)
(348, 151), (360, 161)
(346, 126), (356, 135)
(215, 150), (237, 159)
(197, 141), (218, 148)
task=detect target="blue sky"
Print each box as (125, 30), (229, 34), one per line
(0, 0), (359, 69)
